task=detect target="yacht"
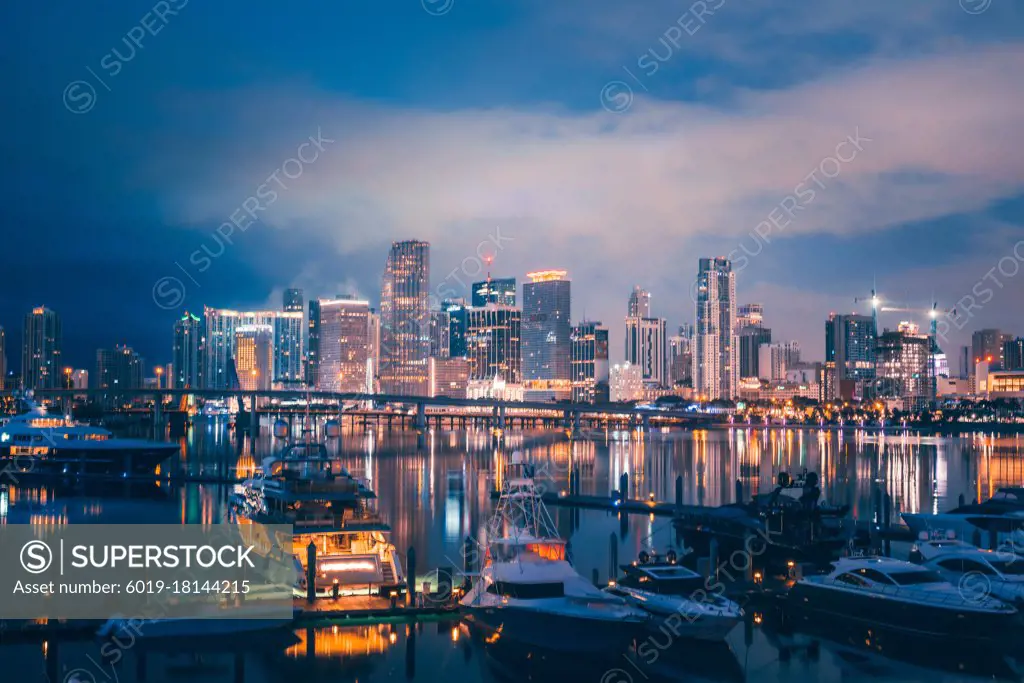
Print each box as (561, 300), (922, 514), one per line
(460, 455), (647, 654)
(790, 556), (1018, 640)
(604, 551), (743, 641)
(914, 540), (1024, 607)
(902, 488), (1024, 538)
(232, 454), (403, 598)
(0, 396), (177, 475)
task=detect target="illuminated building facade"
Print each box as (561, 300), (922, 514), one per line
(972, 328), (1011, 372)
(668, 325), (694, 385)
(522, 270), (571, 382)
(379, 240), (430, 396)
(824, 312), (877, 400)
(571, 321), (609, 403)
(430, 310), (450, 359)
(1002, 337), (1024, 372)
(202, 307), (302, 389)
(625, 315), (667, 386)
(738, 325), (771, 380)
(693, 258), (737, 400)
(465, 305), (521, 383)
(610, 362), (644, 403)
(875, 323), (931, 411)
(22, 306), (61, 390)
(172, 311), (203, 389)
(443, 298), (468, 358)
(235, 325), (274, 391)
(627, 286), (650, 318)
(283, 288), (304, 313)
(429, 357), (470, 398)
(318, 297), (371, 393)
(307, 299), (321, 388)
(472, 277), (516, 307)
(94, 345), (144, 390)
(987, 370), (1024, 398)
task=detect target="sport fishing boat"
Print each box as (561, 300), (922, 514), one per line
(790, 556), (1018, 640)
(902, 488), (1024, 538)
(460, 454), (647, 654)
(604, 550), (743, 641)
(0, 394), (177, 475)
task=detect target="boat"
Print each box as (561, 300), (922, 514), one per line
(902, 488), (1024, 538)
(0, 393), (177, 475)
(604, 550), (743, 641)
(460, 454), (647, 654)
(790, 556), (1018, 640)
(674, 471), (852, 570)
(911, 534), (1024, 607)
(232, 453), (403, 598)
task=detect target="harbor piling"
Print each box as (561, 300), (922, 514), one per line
(619, 472), (629, 501)
(306, 542), (316, 604)
(675, 475), (683, 512)
(735, 479), (743, 504)
(608, 533), (618, 581)
(709, 537), (720, 582)
(406, 547), (417, 607)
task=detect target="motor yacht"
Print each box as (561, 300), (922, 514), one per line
(460, 455), (647, 654)
(790, 556), (1018, 640)
(902, 488), (1024, 538)
(603, 550), (743, 641)
(0, 396), (176, 475)
(913, 538), (1024, 607)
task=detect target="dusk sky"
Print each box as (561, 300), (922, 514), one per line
(2, 0), (1024, 371)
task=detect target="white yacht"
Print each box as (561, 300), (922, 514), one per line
(0, 396), (176, 475)
(791, 556), (1017, 640)
(604, 551), (742, 641)
(902, 488), (1024, 539)
(915, 540), (1024, 607)
(460, 456), (647, 654)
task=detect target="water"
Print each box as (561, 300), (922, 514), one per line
(3, 421), (1024, 682)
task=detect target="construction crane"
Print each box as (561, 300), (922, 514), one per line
(853, 288), (880, 333)
(879, 301), (955, 341)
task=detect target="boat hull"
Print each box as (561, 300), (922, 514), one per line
(98, 616), (293, 640)
(639, 609), (740, 641)
(0, 444), (177, 475)
(789, 582), (1018, 641)
(903, 512), (1024, 538)
(462, 605), (642, 655)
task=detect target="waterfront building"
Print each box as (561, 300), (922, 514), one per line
(986, 370), (1024, 398)
(736, 303), (764, 330)
(875, 322), (931, 411)
(202, 307), (302, 389)
(465, 305), (521, 383)
(824, 312), (877, 401)
(627, 286), (650, 318)
(610, 362), (644, 403)
(283, 288), (304, 313)
(318, 297), (371, 393)
(307, 298), (321, 388)
(738, 378), (819, 402)
(757, 343), (787, 382)
(571, 321), (610, 403)
(466, 376), (524, 401)
(522, 270), (571, 382)
(379, 240), (430, 396)
(971, 328), (1011, 372)
(625, 315), (667, 386)
(472, 277), (516, 307)
(430, 310), (451, 359)
(235, 325), (274, 392)
(1003, 337), (1024, 371)
(693, 258), (738, 400)
(428, 357), (470, 399)
(172, 311), (203, 389)
(443, 298), (468, 358)
(94, 345), (144, 391)
(22, 306), (62, 390)
(738, 325), (772, 380)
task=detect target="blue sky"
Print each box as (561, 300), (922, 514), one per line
(1, 0), (1023, 371)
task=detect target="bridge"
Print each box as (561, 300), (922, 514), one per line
(17, 388), (719, 434)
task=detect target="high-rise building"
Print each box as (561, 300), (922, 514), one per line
(430, 310), (451, 359)
(693, 258), (737, 400)
(1004, 337), (1024, 372)
(627, 286), (651, 318)
(367, 308), (381, 389)
(429, 357), (470, 399)
(318, 298), (371, 393)
(379, 240), (430, 396)
(203, 307), (238, 390)
(465, 305), (521, 382)
(283, 288), (304, 313)
(668, 327), (694, 385)
(624, 316), (667, 386)
(783, 341), (801, 367)
(472, 277), (516, 307)
(571, 321), (609, 403)
(736, 303), (764, 330)
(610, 362), (644, 403)
(876, 323), (931, 410)
(172, 311), (203, 389)
(443, 298), (468, 358)
(757, 343), (787, 381)
(22, 306), (61, 390)
(202, 307), (302, 389)
(737, 325), (772, 379)
(307, 299), (321, 388)
(271, 312), (304, 386)
(824, 313), (877, 400)
(94, 345), (144, 391)
(959, 345), (971, 380)
(235, 325), (274, 392)
(972, 329), (1012, 371)
(70, 369), (88, 390)
(522, 271), (571, 381)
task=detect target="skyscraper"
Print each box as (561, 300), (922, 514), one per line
(1004, 338), (1024, 372)
(571, 321), (609, 403)
(522, 270), (571, 381)
(472, 277), (516, 307)
(736, 303), (764, 329)
(757, 343), (787, 381)
(94, 345), (144, 391)
(172, 311), (203, 389)
(22, 306), (61, 390)
(379, 240), (430, 396)
(972, 329), (1011, 371)
(283, 288), (304, 313)
(203, 307), (303, 390)
(668, 327), (694, 385)
(693, 258), (737, 400)
(271, 312), (304, 386)
(307, 299), (321, 388)
(876, 323), (931, 410)
(624, 316), (667, 386)
(235, 325), (274, 392)
(443, 298), (468, 357)
(824, 313), (877, 400)
(627, 286), (651, 318)
(737, 325), (772, 379)
(367, 308), (381, 389)
(317, 298), (371, 393)
(430, 310), (451, 358)
(203, 307), (238, 390)
(465, 305), (521, 382)
(0, 325), (6, 385)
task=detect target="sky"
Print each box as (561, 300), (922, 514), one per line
(1, 0), (1024, 373)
